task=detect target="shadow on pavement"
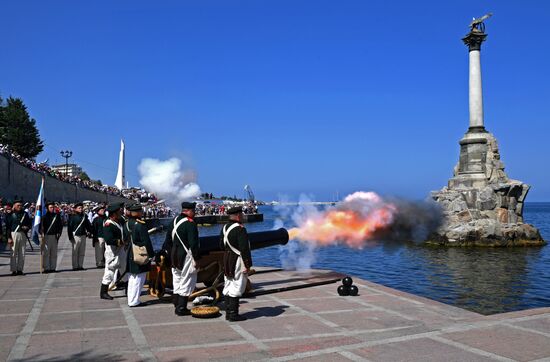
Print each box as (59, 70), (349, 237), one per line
(19, 350), (127, 362)
(243, 305), (289, 320)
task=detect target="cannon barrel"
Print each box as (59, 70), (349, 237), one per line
(198, 228), (289, 255)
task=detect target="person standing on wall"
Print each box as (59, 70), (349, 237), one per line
(67, 202), (92, 271)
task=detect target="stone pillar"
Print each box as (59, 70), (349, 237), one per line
(463, 31), (487, 133)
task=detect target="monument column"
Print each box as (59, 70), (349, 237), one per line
(463, 29), (487, 133)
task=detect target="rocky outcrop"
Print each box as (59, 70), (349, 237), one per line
(429, 130), (544, 246)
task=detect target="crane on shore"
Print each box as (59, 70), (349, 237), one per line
(244, 184), (255, 202)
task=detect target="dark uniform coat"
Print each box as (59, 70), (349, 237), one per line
(5, 211), (32, 238)
(162, 214), (200, 270)
(41, 212), (63, 236)
(67, 213), (92, 240)
(127, 218), (154, 274)
(92, 214), (106, 241)
(103, 217), (126, 247)
(219, 221), (252, 278)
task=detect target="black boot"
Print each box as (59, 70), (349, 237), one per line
(224, 295), (231, 320)
(100, 284), (113, 300)
(175, 296), (191, 316)
(228, 297), (247, 322)
(172, 294), (178, 307)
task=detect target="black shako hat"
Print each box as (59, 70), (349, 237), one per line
(46, 202), (55, 207)
(226, 206), (243, 215)
(181, 201), (196, 210)
(127, 204), (143, 212)
(13, 199), (23, 205)
(74, 202), (84, 208)
(107, 202), (124, 213)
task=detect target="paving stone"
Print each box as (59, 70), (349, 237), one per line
(321, 309), (413, 331)
(442, 325), (550, 361)
(81, 328), (136, 351)
(354, 337), (496, 361)
(0, 336), (16, 361)
(298, 352), (355, 361)
(266, 336), (361, 357)
(2, 233), (550, 361)
(513, 316), (550, 334)
(155, 343), (267, 361)
(0, 314), (29, 334)
(143, 321), (244, 348)
(34, 310), (127, 332)
(0, 299), (35, 315)
(241, 314), (336, 340)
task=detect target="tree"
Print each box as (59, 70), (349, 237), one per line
(0, 96), (44, 159)
(79, 171), (91, 181)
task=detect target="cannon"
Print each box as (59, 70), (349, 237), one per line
(147, 228), (289, 299)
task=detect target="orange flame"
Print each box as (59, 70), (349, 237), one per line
(288, 194), (396, 248)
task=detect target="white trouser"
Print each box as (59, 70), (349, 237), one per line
(43, 235), (58, 271)
(10, 231), (26, 272)
(72, 234), (86, 269)
(172, 254), (197, 297)
(223, 256), (248, 297)
(95, 237), (105, 267)
(127, 272), (147, 306)
(102, 244), (127, 285)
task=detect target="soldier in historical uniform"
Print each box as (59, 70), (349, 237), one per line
(220, 206), (252, 321)
(5, 200), (32, 276)
(126, 204), (154, 307)
(91, 205), (107, 269)
(67, 202), (92, 271)
(40, 202), (63, 273)
(100, 202), (127, 300)
(161, 201), (200, 316)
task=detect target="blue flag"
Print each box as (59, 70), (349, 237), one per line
(32, 177), (45, 245)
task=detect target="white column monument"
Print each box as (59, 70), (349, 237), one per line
(114, 139), (126, 190)
(464, 25), (488, 133)
(430, 14), (544, 246)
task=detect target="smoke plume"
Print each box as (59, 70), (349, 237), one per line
(138, 158), (201, 207)
(276, 191), (443, 270)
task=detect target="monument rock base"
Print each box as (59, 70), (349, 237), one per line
(429, 130), (545, 246)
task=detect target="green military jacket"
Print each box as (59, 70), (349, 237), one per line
(127, 218), (154, 274)
(91, 214), (106, 240)
(103, 217), (126, 247)
(5, 211), (32, 238)
(41, 212), (63, 236)
(162, 214), (200, 270)
(219, 221), (253, 278)
(67, 213), (92, 238)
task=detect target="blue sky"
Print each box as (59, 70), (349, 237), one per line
(2, 1), (549, 201)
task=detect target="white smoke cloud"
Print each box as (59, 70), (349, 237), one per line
(138, 158), (201, 207)
(274, 194), (319, 271)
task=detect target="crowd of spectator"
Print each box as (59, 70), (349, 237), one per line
(195, 202), (258, 216)
(0, 143), (170, 205)
(0, 143), (125, 197)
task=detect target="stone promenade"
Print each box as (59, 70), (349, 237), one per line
(2, 234), (550, 361)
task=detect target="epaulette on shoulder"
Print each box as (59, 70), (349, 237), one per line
(137, 219), (146, 224)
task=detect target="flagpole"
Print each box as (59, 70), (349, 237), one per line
(33, 177), (46, 274)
